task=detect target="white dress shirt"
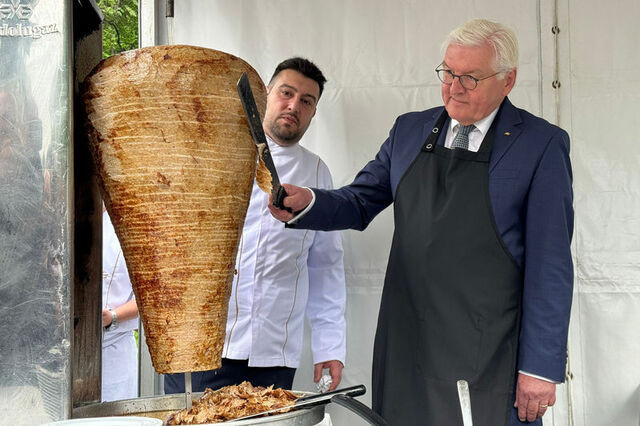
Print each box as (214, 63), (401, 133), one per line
(444, 107), (500, 152)
(223, 136), (347, 368)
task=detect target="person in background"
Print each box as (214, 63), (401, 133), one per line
(269, 19), (573, 426)
(164, 57), (346, 394)
(102, 207), (139, 401)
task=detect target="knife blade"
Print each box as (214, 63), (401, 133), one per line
(225, 384), (366, 423)
(236, 72), (291, 212)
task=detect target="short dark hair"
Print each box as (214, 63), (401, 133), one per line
(268, 57), (327, 99)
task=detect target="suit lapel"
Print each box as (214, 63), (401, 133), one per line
(489, 98), (523, 173)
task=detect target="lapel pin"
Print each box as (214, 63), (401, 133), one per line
(504, 131), (511, 136)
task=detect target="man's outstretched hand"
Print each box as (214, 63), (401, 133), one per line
(268, 184), (313, 222)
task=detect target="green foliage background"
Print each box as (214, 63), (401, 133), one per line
(98, 0), (139, 58)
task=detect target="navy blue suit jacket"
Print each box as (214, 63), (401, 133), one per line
(293, 98), (574, 382)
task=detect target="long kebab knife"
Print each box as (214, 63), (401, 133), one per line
(237, 72), (291, 212)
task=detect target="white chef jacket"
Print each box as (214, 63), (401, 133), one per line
(223, 137), (346, 368)
(102, 211), (139, 401)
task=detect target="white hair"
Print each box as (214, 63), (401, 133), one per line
(442, 19), (519, 76)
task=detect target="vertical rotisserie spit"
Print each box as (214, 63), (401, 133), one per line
(83, 45), (266, 374)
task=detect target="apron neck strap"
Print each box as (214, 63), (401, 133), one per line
(422, 109), (449, 151)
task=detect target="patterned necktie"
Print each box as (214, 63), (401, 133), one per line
(451, 124), (475, 150)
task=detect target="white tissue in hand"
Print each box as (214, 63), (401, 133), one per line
(317, 374), (332, 393)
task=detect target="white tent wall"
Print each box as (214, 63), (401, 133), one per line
(139, 1), (640, 425)
(561, 1), (640, 425)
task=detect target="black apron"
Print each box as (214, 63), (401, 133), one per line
(372, 110), (523, 426)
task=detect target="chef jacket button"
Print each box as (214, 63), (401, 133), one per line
(425, 143), (434, 151)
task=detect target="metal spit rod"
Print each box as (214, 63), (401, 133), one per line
(185, 372), (192, 409)
(166, 0), (174, 45)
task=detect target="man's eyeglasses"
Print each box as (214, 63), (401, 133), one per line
(435, 67), (500, 90)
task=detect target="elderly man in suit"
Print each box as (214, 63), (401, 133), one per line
(269, 19), (573, 426)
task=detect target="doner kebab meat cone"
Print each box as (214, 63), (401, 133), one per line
(83, 45), (266, 374)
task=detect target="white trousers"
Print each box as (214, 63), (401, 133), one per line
(102, 330), (138, 402)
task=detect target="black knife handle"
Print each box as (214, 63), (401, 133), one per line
(273, 186), (292, 213)
(331, 394), (389, 426)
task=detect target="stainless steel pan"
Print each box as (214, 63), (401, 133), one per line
(72, 392), (324, 426)
(73, 385), (387, 425)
